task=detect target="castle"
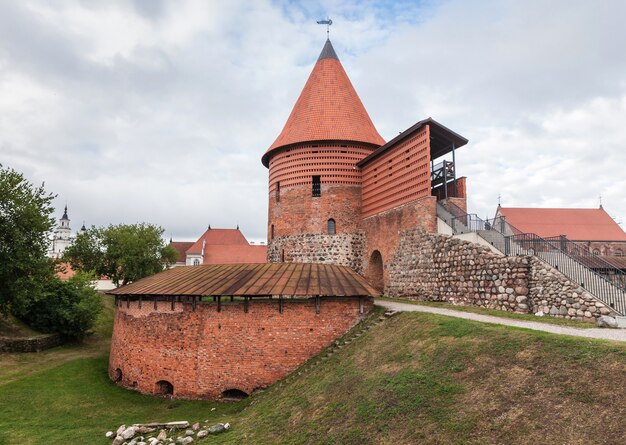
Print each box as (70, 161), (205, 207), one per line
(264, 39), (468, 292)
(108, 38), (623, 400)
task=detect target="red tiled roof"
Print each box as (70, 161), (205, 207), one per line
(498, 207), (626, 241)
(263, 39), (384, 167)
(202, 244), (268, 264)
(55, 262), (76, 280)
(169, 241), (195, 263)
(186, 228), (249, 255)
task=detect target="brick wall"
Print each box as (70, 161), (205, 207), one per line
(268, 184), (362, 240)
(361, 126), (431, 218)
(109, 297), (372, 400)
(362, 197), (437, 287)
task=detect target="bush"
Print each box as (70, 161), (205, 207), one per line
(16, 272), (103, 341)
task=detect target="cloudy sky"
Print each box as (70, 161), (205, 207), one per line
(2, 0), (626, 242)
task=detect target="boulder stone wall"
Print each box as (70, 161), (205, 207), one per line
(528, 257), (617, 321)
(268, 233), (365, 273)
(384, 229), (617, 321)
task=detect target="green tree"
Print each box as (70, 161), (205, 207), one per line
(16, 272), (103, 341)
(0, 164), (55, 315)
(64, 223), (178, 286)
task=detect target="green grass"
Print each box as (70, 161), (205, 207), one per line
(1, 301), (625, 444)
(0, 357), (246, 445)
(378, 296), (597, 328)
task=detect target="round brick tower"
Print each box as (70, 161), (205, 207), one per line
(263, 39), (384, 270)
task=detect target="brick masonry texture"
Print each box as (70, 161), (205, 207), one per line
(109, 298), (372, 400)
(362, 197), (437, 285)
(382, 228), (616, 320)
(268, 233), (365, 273)
(268, 182), (363, 240)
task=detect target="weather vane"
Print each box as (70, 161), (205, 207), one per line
(317, 16), (332, 38)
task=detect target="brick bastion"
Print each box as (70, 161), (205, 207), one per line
(109, 297), (372, 399)
(107, 263), (378, 400)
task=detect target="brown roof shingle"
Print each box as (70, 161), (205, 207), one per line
(107, 263), (379, 298)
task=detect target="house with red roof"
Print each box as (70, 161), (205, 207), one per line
(169, 227), (267, 267)
(496, 206), (626, 256)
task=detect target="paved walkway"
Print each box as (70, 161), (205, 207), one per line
(376, 300), (626, 343)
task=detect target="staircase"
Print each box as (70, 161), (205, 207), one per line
(436, 201), (626, 315)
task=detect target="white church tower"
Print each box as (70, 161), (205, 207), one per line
(49, 205), (76, 258)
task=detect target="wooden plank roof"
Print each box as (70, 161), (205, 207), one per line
(107, 263), (380, 297)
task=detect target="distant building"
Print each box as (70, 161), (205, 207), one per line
(169, 227), (267, 266)
(48, 205), (85, 258)
(496, 206), (626, 256)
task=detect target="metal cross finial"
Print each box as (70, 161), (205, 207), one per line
(317, 16), (332, 38)
(497, 194), (501, 206)
(599, 194), (603, 208)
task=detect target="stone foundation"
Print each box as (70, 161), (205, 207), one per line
(268, 233), (365, 273)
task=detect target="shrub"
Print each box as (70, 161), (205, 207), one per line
(16, 272), (103, 341)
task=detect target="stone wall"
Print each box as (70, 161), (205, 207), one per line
(109, 297), (372, 400)
(0, 333), (62, 353)
(385, 229), (531, 313)
(529, 258), (616, 321)
(268, 233), (365, 273)
(382, 229), (619, 321)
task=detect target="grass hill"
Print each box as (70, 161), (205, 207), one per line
(1, 300), (625, 444)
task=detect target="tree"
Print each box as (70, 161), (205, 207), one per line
(16, 272), (103, 341)
(0, 164), (55, 315)
(64, 223), (178, 286)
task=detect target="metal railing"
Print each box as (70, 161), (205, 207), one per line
(436, 201), (626, 315)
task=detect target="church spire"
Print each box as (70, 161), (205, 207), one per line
(62, 205), (69, 220)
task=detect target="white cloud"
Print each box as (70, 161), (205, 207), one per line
(1, 0), (625, 242)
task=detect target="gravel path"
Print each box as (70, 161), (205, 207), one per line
(376, 300), (626, 343)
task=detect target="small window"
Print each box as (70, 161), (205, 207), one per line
(280, 249), (285, 262)
(327, 218), (336, 235)
(615, 248), (623, 256)
(276, 181), (280, 203)
(312, 175), (321, 197)
(193, 259), (200, 266)
(271, 224), (275, 240)
(592, 249), (600, 256)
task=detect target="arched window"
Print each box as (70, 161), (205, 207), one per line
(193, 259), (200, 266)
(615, 248), (624, 256)
(327, 218), (336, 235)
(592, 249), (600, 256)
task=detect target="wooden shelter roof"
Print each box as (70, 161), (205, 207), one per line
(107, 263), (379, 298)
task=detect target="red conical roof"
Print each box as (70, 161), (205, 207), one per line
(262, 39), (384, 167)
